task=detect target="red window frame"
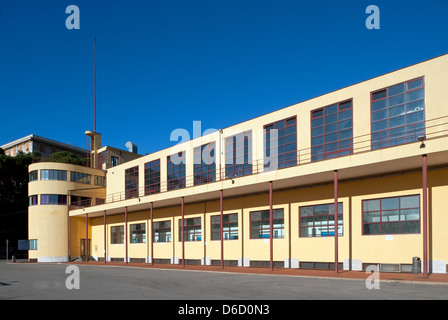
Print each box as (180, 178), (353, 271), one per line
(144, 159), (161, 195)
(153, 220), (172, 243)
(311, 99), (353, 161)
(225, 131), (252, 178)
(250, 209), (284, 239)
(362, 195), (421, 235)
(194, 142), (216, 185)
(264, 117), (297, 170)
(299, 203), (343, 237)
(178, 217), (202, 242)
(111, 225), (124, 244)
(210, 213), (239, 240)
(370, 77), (425, 150)
(167, 152), (186, 191)
(125, 166), (139, 199)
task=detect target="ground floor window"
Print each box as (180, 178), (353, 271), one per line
(250, 209), (284, 239)
(299, 203), (343, 237)
(153, 221), (171, 242)
(111, 225), (124, 244)
(29, 239), (38, 250)
(211, 213), (238, 240)
(130, 223), (146, 243)
(362, 195), (420, 235)
(179, 218), (202, 241)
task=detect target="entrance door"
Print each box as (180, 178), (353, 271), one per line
(80, 239), (91, 260)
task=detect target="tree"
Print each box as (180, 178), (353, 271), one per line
(44, 151), (87, 166)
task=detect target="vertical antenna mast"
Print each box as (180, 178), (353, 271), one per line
(94, 38), (97, 132)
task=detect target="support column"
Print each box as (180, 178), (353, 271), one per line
(220, 189), (224, 269)
(269, 181), (273, 271)
(150, 202), (154, 266)
(125, 206), (128, 264)
(334, 170), (339, 274)
(104, 210), (106, 264)
(181, 197), (185, 268)
(422, 155), (428, 277)
(85, 213), (89, 263)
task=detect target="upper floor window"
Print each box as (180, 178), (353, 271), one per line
(225, 131), (252, 178)
(144, 159), (161, 195)
(29, 195), (38, 206)
(311, 100), (353, 161)
(29, 170), (38, 182)
(41, 169), (67, 181)
(111, 156), (119, 167)
(94, 175), (105, 186)
(41, 194), (67, 205)
(125, 166), (139, 199)
(167, 152), (186, 191)
(71, 171), (91, 184)
(194, 142), (216, 185)
(371, 78), (425, 150)
(264, 117), (297, 171)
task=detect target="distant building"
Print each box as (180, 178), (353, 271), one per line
(1, 134), (87, 159)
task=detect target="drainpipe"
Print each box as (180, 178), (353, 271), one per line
(85, 213), (88, 263)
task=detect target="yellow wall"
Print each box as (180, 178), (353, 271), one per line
(85, 168), (448, 269)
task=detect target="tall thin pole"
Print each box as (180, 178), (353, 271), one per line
(85, 213), (88, 263)
(150, 202), (154, 266)
(422, 155), (428, 277)
(104, 210), (106, 264)
(94, 38), (97, 132)
(220, 189), (224, 269)
(334, 170), (339, 274)
(269, 181), (273, 271)
(181, 197), (185, 268)
(125, 206), (128, 264)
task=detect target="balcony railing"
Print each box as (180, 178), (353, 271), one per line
(74, 115), (448, 210)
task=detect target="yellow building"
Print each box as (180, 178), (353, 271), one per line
(29, 54), (448, 275)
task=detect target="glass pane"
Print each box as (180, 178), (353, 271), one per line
(363, 199), (380, 211)
(372, 90), (387, 101)
(389, 83), (405, 96)
(406, 88), (424, 102)
(325, 104), (338, 115)
(372, 99), (387, 111)
(388, 94), (404, 107)
(364, 223), (380, 235)
(400, 221), (420, 233)
(381, 222), (399, 234)
(400, 208), (419, 221)
(363, 211), (380, 223)
(381, 198), (399, 210)
(400, 195), (419, 209)
(407, 79), (422, 90)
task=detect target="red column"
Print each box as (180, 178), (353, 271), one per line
(220, 189), (224, 269)
(125, 206), (128, 264)
(334, 170), (339, 274)
(181, 197), (185, 268)
(104, 210), (106, 264)
(150, 202), (154, 266)
(85, 213), (89, 263)
(269, 181), (273, 271)
(422, 155), (428, 277)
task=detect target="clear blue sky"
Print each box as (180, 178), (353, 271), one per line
(0, 0), (447, 155)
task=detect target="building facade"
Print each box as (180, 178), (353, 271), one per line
(1, 134), (87, 158)
(29, 54), (448, 274)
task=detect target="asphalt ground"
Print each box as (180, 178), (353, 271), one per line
(1, 260), (448, 303)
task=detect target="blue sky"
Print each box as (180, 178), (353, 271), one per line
(0, 0), (447, 155)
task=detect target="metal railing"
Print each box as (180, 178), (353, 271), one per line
(75, 115), (448, 209)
